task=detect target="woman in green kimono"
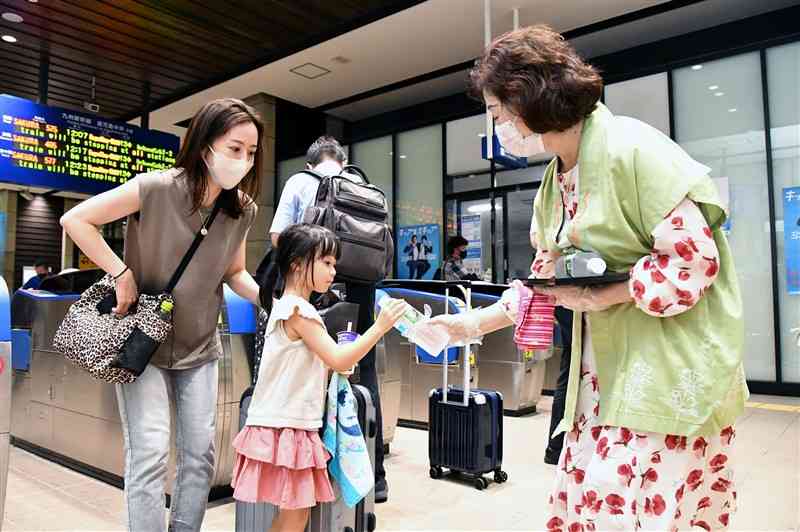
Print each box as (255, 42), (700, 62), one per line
(430, 25), (747, 531)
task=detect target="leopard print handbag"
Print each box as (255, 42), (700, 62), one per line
(53, 200), (222, 384)
(53, 275), (174, 383)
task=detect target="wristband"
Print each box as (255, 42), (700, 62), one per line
(113, 266), (129, 280)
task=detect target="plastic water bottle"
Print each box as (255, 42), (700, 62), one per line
(554, 251), (607, 279)
(374, 291), (426, 338)
(375, 291), (450, 355)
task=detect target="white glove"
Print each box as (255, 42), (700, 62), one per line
(426, 312), (483, 345)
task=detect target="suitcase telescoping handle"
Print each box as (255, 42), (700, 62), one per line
(442, 283), (472, 407)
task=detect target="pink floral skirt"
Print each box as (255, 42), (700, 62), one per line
(231, 426), (335, 510)
(546, 334), (738, 532)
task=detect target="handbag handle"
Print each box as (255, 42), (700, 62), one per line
(164, 200), (223, 294)
(299, 164), (370, 184)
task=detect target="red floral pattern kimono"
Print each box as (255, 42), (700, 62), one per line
(542, 167), (737, 531)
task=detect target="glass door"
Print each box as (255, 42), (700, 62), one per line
(503, 187), (538, 282)
(444, 194), (501, 282)
(446, 186), (538, 284)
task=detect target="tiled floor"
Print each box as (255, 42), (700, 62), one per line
(2, 394), (798, 531)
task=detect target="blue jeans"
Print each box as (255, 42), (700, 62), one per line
(116, 360), (218, 532)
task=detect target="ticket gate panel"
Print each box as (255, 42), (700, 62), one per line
(1, 278), (11, 531)
(0, 432), (8, 530)
(1, 343), (10, 532)
(9, 372), (31, 444)
(60, 355), (120, 422)
(374, 336), (401, 445)
(52, 407), (124, 477)
(9, 277), (256, 500)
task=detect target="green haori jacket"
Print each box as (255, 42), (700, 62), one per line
(533, 103), (748, 438)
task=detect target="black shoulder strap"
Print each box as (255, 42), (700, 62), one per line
(164, 200), (223, 294)
(300, 167), (370, 185)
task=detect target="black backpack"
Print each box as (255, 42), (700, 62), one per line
(301, 165), (394, 284)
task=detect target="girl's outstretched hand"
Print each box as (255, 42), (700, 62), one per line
(375, 298), (407, 333)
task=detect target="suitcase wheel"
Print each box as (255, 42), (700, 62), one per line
(429, 466), (443, 480)
(474, 477), (489, 490)
(494, 470), (509, 484)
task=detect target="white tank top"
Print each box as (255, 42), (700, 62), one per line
(246, 295), (328, 430)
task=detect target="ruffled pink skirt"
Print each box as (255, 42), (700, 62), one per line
(231, 426), (335, 510)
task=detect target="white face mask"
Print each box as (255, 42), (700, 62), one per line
(313, 160), (344, 177)
(206, 147), (253, 190)
(495, 118), (546, 157)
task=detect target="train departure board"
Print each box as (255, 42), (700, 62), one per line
(0, 94), (180, 195)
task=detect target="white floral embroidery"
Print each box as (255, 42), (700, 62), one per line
(717, 363), (748, 410)
(669, 368), (707, 421)
(621, 360), (655, 412)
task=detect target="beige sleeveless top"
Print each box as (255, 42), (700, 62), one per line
(123, 168), (256, 370)
(246, 295), (328, 430)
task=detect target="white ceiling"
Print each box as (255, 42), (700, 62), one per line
(143, 0), (800, 135)
(329, 69), (472, 121)
(328, 0), (800, 120)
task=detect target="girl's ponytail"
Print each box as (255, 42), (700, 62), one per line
(258, 253), (282, 313)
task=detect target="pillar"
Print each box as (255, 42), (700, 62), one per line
(243, 93), (277, 273)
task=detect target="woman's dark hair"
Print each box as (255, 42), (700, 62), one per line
(175, 98), (263, 218)
(447, 235), (469, 255)
(306, 135), (347, 167)
(259, 224), (341, 312)
(469, 25), (603, 133)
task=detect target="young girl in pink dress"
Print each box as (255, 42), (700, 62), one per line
(230, 223), (405, 531)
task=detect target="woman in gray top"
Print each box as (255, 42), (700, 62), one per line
(60, 98), (262, 532)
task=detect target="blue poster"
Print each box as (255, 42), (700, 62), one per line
(397, 224), (440, 280)
(0, 94), (179, 195)
(460, 214), (483, 274)
(783, 187), (800, 295)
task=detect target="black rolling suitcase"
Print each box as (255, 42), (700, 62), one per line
(235, 384), (378, 532)
(428, 282), (508, 490)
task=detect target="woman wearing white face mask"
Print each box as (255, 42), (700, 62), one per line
(494, 116), (547, 159)
(430, 26), (746, 531)
(61, 98), (262, 532)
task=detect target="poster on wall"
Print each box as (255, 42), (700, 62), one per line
(460, 214), (482, 274)
(783, 186), (800, 295)
(397, 224), (440, 280)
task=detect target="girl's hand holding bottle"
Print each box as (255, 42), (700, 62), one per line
(375, 297), (408, 333)
(292, 296), (408, 373)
